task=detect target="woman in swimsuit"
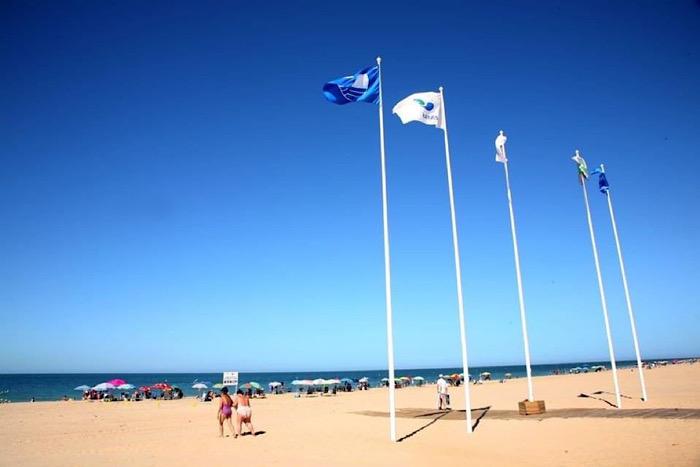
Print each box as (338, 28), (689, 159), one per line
(234, 389), (255, 437)
(217, 387), (236, 437)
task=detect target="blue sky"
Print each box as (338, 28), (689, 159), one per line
(1, 1), (698, 373)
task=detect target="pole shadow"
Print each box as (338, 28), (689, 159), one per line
(396, 406), (491, 442)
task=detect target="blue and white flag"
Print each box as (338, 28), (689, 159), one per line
(392, 92), (445, 129)
(323, 65), (380, 105)
(591, 165), (610, 194)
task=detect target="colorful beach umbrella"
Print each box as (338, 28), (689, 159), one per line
(117, 384), (135, 390)
(107, 379), (126, 387)
(240, 382), (263, 390)
(151, 382), (172, 391)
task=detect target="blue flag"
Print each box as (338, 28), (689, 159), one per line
(323, 65), (380, 105)
(591, 165), (610, 194)
(598, 172), (610, 194)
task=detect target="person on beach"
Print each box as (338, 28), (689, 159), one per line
(216, 387), (236, 438)
(437, 376), (450, 410)
(234, 389), (255, 437)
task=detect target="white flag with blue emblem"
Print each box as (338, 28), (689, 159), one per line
(392, 92), (445, 130)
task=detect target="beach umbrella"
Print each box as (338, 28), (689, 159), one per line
(151, 382), (172, 391)
(74, 385), (91, 391)
(213, 383), (225, 389)
(326, 379), (341, 385)
(138, 386), (150, 392)
(312, 378), (325, 385)
(359, 377), (369, 383)
(340, 378), (353, 384)
(269, 382), (282, 387)
(107, 379), (126, 387)
(412, 376), (425, 381)
(380, 377), (389, 382)
(291, 380), (313, 386)
(240, 382), (263, 390)
(192, 383), (208, 390)
(92, 382), (116, 392)
(117, 384), (135, 391)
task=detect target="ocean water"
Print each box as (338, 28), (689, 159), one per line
(0, 360), (652, 403)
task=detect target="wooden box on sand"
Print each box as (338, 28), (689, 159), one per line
(518, 400), (546, 415)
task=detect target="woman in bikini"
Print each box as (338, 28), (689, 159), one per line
(216, 387), (236, 437)
(234, 389), (255, 437)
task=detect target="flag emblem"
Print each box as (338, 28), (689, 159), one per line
(323, 65), (380, 105)
(392, 92), (445, 129)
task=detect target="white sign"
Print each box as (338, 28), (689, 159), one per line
(223, 371), (239, 387)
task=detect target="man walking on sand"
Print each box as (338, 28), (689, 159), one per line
(437, 375), (450, 410)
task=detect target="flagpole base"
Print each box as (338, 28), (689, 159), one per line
(518, 399), (546, 415)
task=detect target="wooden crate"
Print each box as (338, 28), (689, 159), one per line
(518, 399), (546, 415)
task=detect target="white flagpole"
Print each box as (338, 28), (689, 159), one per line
(577, 151), (622, 408)
(498, 131), (534, 402)
(376, 57), (397, 442)
(602, 165), (648, 401)
(439, 86), (473, 433)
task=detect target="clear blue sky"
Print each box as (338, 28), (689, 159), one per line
(1, 1), (698, 373)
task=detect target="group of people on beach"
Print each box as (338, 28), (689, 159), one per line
(217, 387), (255, 438)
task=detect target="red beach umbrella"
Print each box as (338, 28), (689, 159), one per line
(151, 383), (172, 391)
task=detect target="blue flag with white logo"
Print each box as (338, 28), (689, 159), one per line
(323, 65), (380, 105)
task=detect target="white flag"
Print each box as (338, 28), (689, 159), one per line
(392, 92), (445, 130)
(495, 132), (507, 163)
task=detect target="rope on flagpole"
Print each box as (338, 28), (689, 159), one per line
(439, 86), (473, 433)
(376, 56), (397, 442)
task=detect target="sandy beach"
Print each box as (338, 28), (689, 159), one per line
(1, 363), (698, 466)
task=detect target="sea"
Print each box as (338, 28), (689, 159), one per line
(0, 359), (660, 403)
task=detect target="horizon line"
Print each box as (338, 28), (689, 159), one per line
(1, 355), (695, 375)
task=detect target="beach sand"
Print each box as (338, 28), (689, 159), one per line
(1, 363), (698, 466)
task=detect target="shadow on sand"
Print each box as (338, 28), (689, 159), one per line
(397, 407), (491, 442)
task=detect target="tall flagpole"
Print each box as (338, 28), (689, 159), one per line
(497, 131), (534, 402)
(601, 165), (648, 401)
(577, 151), (622, 409)
(376, 56), (397, 442)
(439, 86), (473, 433)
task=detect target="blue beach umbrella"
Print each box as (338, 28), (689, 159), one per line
(74, 385), (91, 391)
(117, 384), (135, 391)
